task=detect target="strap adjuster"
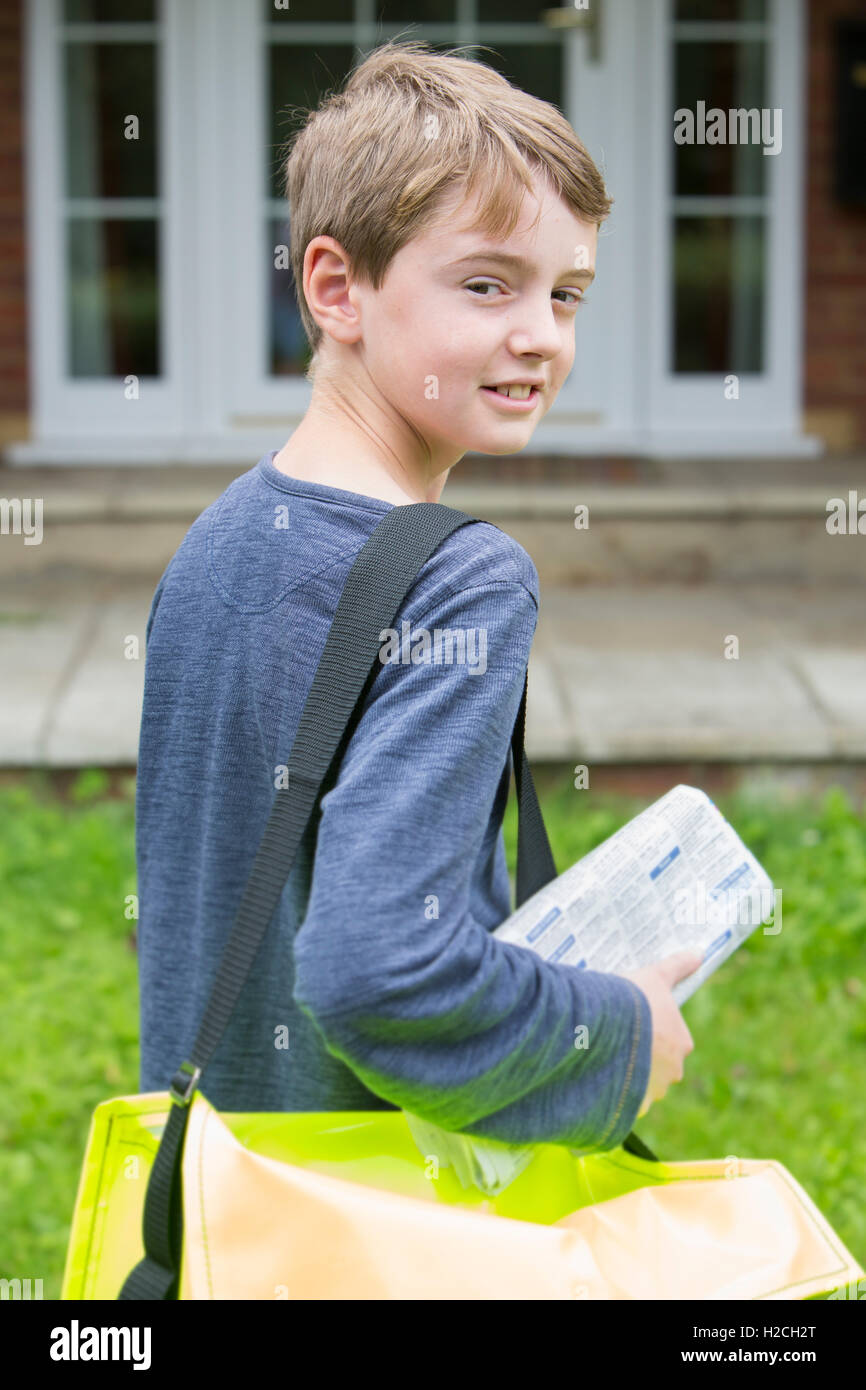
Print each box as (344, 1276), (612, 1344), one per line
(168, 1060), (201, 1107)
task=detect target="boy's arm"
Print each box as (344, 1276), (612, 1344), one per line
(292, 577), (651, 1151)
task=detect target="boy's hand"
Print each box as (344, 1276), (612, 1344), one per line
(619, 951), (702, 1119)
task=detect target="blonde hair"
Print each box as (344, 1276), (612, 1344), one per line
(280, 38), (612, 380)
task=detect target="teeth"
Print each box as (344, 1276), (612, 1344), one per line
(493, 384), (534, 399)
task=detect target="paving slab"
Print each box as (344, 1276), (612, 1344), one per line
(43, 597), (148, 767)
(0, 583), (152, 767)
(527, 584), (865, 763)
(1, 577), (864, 767)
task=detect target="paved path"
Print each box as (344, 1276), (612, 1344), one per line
(2, 573), (864, 768)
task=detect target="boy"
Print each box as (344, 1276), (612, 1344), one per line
(136, 39), (697, 1148)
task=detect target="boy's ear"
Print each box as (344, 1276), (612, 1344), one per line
(303, 239), (365, 351)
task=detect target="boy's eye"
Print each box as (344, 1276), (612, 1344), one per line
(465, 280), (501, 298)
(465, 280), (586, 307)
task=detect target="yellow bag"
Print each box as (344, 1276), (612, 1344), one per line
(63, 503), (863, 1300)
(62, 1091), (863, 1300)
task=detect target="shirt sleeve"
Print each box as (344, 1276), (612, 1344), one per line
(291, 576), (652, 1151)
(145, 570), (169, 646)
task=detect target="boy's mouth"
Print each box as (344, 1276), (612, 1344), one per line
(480, 384), (541, 410)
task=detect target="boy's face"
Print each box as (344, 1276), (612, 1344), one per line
(319, 174), (598, 465)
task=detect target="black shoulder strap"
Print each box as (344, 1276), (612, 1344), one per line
(118, 500), (651, 1301)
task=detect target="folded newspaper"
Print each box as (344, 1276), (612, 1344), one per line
(405, 785), (776, 1195)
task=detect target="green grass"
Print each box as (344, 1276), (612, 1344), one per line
(0, 770), (140, 1297)
(1, 768), (864, 1298)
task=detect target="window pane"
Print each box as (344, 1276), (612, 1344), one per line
(64, 0), (156, 20)
(263, 0), (353, 21)
(477, 0), (555, 20)
(269, 218), (312, 378)
(268, 44), (355, 201)
(65, 43), (158, 198)
(471, 44), (563, 113)
(673, 40), (767, 197)
(672, 215), (764, 373)
(675, 0), (766, 19)
(67, 219), (160, 377)
(376, 0), (456, 20)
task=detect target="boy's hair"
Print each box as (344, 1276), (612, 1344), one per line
(281, 38), (613, 382)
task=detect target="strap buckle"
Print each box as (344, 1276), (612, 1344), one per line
(168, 1060), (202, 1107)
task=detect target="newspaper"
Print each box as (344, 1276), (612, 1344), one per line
(403, 1110), (537, 1196)
(405, 785), (776, 1195)
(494, 784), (777, 1007)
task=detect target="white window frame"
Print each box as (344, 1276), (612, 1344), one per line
(207, 0), (822, 457)
(222, 2), (593, 442)
(24, 0), (191, 455)
(15, 0), (816, 464)
(639, 0), (814, 453)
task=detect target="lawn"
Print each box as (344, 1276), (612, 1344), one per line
(1, 767), (864, 1298)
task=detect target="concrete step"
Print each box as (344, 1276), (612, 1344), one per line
(2, 458), (866, 586)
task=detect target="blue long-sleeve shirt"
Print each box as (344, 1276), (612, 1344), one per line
(135, 448), (652, 1149)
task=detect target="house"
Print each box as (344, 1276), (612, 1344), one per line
(0, 0), (864, 467)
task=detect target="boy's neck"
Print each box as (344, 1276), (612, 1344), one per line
(272, 428), (454, 507)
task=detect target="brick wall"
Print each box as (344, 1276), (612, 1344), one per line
(0, 0), (26, 442)
(804, 0), (866, 451)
